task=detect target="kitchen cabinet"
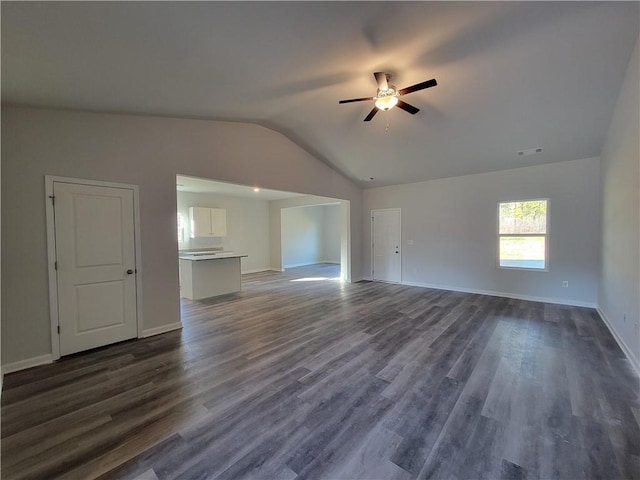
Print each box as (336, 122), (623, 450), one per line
(189, 206), (227, 238)
(179, 253), (248, 299)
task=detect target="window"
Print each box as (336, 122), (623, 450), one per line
(498, 199), (548, 270)
(177, 212), (184, 242)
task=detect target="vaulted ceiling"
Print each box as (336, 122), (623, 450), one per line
(2, 2), (638, 187)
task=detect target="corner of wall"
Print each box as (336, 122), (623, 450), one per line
(597, 33), (640, 371)
(596, 307), (640, 375)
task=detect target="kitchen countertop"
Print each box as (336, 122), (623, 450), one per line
(179, 252), (248, 261)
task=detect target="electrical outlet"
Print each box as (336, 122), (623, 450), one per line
(407, 239), (414, 245)
(562, 281), (569, 288)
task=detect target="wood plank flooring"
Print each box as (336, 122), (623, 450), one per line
(2, 264), (639, 479)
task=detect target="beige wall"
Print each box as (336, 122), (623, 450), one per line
(363, 157), (602, 306)
(1, 107), (362, 365)
(599, 35), (640, 370)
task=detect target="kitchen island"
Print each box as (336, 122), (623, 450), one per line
(179, 252), (248, 300)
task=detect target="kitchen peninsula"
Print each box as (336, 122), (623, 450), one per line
(179, 251), (248, 300)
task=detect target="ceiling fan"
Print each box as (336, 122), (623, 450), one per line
(339, 72), (437, 122)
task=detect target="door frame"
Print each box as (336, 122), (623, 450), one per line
(371, 208), (402, 282)
(45, 176), (144, 360)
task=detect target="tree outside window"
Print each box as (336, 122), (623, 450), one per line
(498, 199), (548, 270)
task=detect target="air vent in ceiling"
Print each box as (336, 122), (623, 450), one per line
(518, 147), (543, 156)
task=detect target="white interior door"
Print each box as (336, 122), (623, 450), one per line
(372, 209), (401, 283)
(54, 182), (138, 356)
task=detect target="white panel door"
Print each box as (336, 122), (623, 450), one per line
(54, 182), (138, 355)
(372, 209), (401, 283)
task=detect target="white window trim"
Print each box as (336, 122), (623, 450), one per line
(496, 198), (549, 272)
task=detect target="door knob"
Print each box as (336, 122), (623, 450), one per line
(126, 269), (134, 275)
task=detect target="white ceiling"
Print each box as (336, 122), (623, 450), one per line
(2, 2), (638, 187)
(176, 175), (303, 200)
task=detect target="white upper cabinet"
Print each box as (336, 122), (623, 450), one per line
(189, 206), (227, 237)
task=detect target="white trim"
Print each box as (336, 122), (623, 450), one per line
(320, 260), (341, 265)
(350, 276), (366, 283)
(283, 262), (321, 269)
(241, 268), (273, 274)
(400, 280), (597, 308)
(142, 322), (183, 338)
(597, 307), (640, 375)
(341, 200), (352, 283)
(2, 354), (53, 375)
(45, 175), (144, 360)
(270, 268), (285, 272)
(497, 198), (550, 272)
(132, 185), (145, 340)
(45, 178), (61, 360)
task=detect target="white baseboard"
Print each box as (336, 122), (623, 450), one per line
(2, 354), (53, 375)
(320, 260), (341, 265)
(269, 267), (285, 272)
(283, 262), (317, 269)
(142, 322), (183, 338)
(241, 268), (272, 274)
(597, 307), (640, 375)
(400, 280), (597, 308)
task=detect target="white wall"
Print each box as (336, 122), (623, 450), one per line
(176, 191), (271, 274)
(281, 206), (324, 268)
(280, 204), (341, 268)
(269, 196), (348, 273)
(1, 107), (362, 366)
(363, 157), (601, 307)
(599, 35), (640, 370)
(322, 204), (341, 263)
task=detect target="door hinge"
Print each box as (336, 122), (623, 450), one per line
(54, 261), (58, 270)
(49, 195), (55, 206)
(57, 325), (60, 334)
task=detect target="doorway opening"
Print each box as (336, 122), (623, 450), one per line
(175, 175), (351, 301)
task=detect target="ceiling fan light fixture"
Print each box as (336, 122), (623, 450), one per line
(375, 87), (399, 111)
(338, 73), (436, 121)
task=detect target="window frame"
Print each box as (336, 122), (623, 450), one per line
(496, 198), (549, 272)
(177, 212), (184, 243)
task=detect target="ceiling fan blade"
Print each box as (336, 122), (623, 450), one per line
(396, 100), (420, 115)
(339, 97), (374, 104)
(364, 107), (379, 122)
(398, 78), (437, 96)
(373, 72), (389, 91)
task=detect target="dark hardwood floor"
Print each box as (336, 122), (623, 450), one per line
(2, 264), (639, 479)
